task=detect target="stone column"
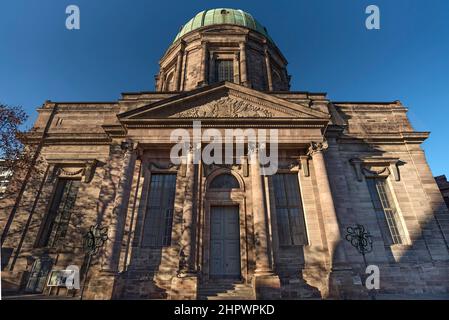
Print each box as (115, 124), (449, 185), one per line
(157, 70), (165, 92)
(264, 45), (273, 91)
(198, 41), (208, 87)
(233, 52), (240, 83)
(170, 144), (198, 300)
(307, 141), (345, 266)
(179, 145), (196, 274)
(249, 144), (271, 274)
(208, 52), (215, 84)
(174, 42), (185, 91)
(239, 42), (249, 87)
(102, 140), (136, 273)
(249, 143), (280, 299)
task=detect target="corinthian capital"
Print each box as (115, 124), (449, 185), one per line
(248, 142), (266, 156)
(307, 140), (328, 156)
(120, 140), (134, 152)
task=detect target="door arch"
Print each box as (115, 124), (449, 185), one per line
(201, 168), (248, 282)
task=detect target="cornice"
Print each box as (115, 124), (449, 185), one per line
(337, 131), (429, 144)
(126, 124), (325, 129)
(334, 105), (407, 112)
(42, 133), (111, 145)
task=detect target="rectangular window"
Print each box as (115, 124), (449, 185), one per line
(272, 174), (307, 246)
(40, 179), (80, 247)
(142, 174), (177, 247)
(215, 60), (234, 83)
(367, 178), (404, 244)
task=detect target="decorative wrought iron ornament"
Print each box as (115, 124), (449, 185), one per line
(80, 224), (108, 300)
(83, 224), (108, 256)
(345, 224), (376, 300)
(345, 224), (373, 257)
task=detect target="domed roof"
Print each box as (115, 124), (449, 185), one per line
(173, 8), (273, 43)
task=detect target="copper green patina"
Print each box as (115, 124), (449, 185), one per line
(173, 8), (273, 44)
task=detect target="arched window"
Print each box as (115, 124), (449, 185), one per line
(209, 174), (240, 189)
(272, 69), (282, 91)
(164, 72), (174, 91)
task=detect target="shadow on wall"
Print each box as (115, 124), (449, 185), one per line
(326, 135), (449, 299)
(3, 135), (449, 299)
(1, 158), (111, 294)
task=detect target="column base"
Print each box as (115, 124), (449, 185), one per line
(327, 268), (369, 300)
(81, 270), (119, 300)
(253, 273), (281, 300)
(196, 81), (208, 88)
(169, 275), (198, 300)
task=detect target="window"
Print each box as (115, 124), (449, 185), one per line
(209, 174), (240, 189)
(142, 174), (177, 247)
(272, 174), (307, 245)
(25, 258), (53, 293)
(272, 69), (283, 91)
(40, 179), (80, 247)
(367, 178), (404, 244)
(215, 60), (234, 83)
(164, 72), (174, 91)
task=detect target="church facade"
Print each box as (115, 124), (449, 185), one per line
(2, 8), (449, 300)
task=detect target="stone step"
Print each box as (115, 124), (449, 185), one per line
(206, 295), (254, 300)
(279, 277), (322, 299)
(199, 290), (254, 295)
(198, 281), (255, 300)
(200, 288), (253, 295)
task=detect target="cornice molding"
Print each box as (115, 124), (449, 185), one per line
(46, 158), (100, 183)
(349, 156), (405, 182)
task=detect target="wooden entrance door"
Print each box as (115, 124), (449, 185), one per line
(210, 206), (240, 278)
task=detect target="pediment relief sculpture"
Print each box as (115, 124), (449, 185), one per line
(170, 97), (275, 118)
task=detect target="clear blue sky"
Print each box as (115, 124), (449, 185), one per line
(1, 0), (448, 175)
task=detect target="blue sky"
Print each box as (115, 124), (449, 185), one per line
(1, 0), (448, 175)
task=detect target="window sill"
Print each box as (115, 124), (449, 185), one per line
(388, 243), (412, 249)
(279, 244), (307, 248)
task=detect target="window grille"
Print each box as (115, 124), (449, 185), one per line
(367, 178), (404, 244)
(272, 174), (307, 245)
(142, 174), (177, 247)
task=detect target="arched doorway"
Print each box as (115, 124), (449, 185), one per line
(202, 170), (248, 281)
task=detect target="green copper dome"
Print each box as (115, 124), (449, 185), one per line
(173, 8), (273, 43)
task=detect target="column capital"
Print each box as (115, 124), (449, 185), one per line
(263, 44), (269, 55)
(248, 142), (266, 153)
(120, 140), (134, 152)
(201, 40), (208, 48)
(185, 142), (201, 154)
(248, 142), (266, 163)
(179, 39), (186, 51)
(307, 140), (328, 156)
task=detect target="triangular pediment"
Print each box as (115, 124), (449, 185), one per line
(119, 82), (329, 121)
